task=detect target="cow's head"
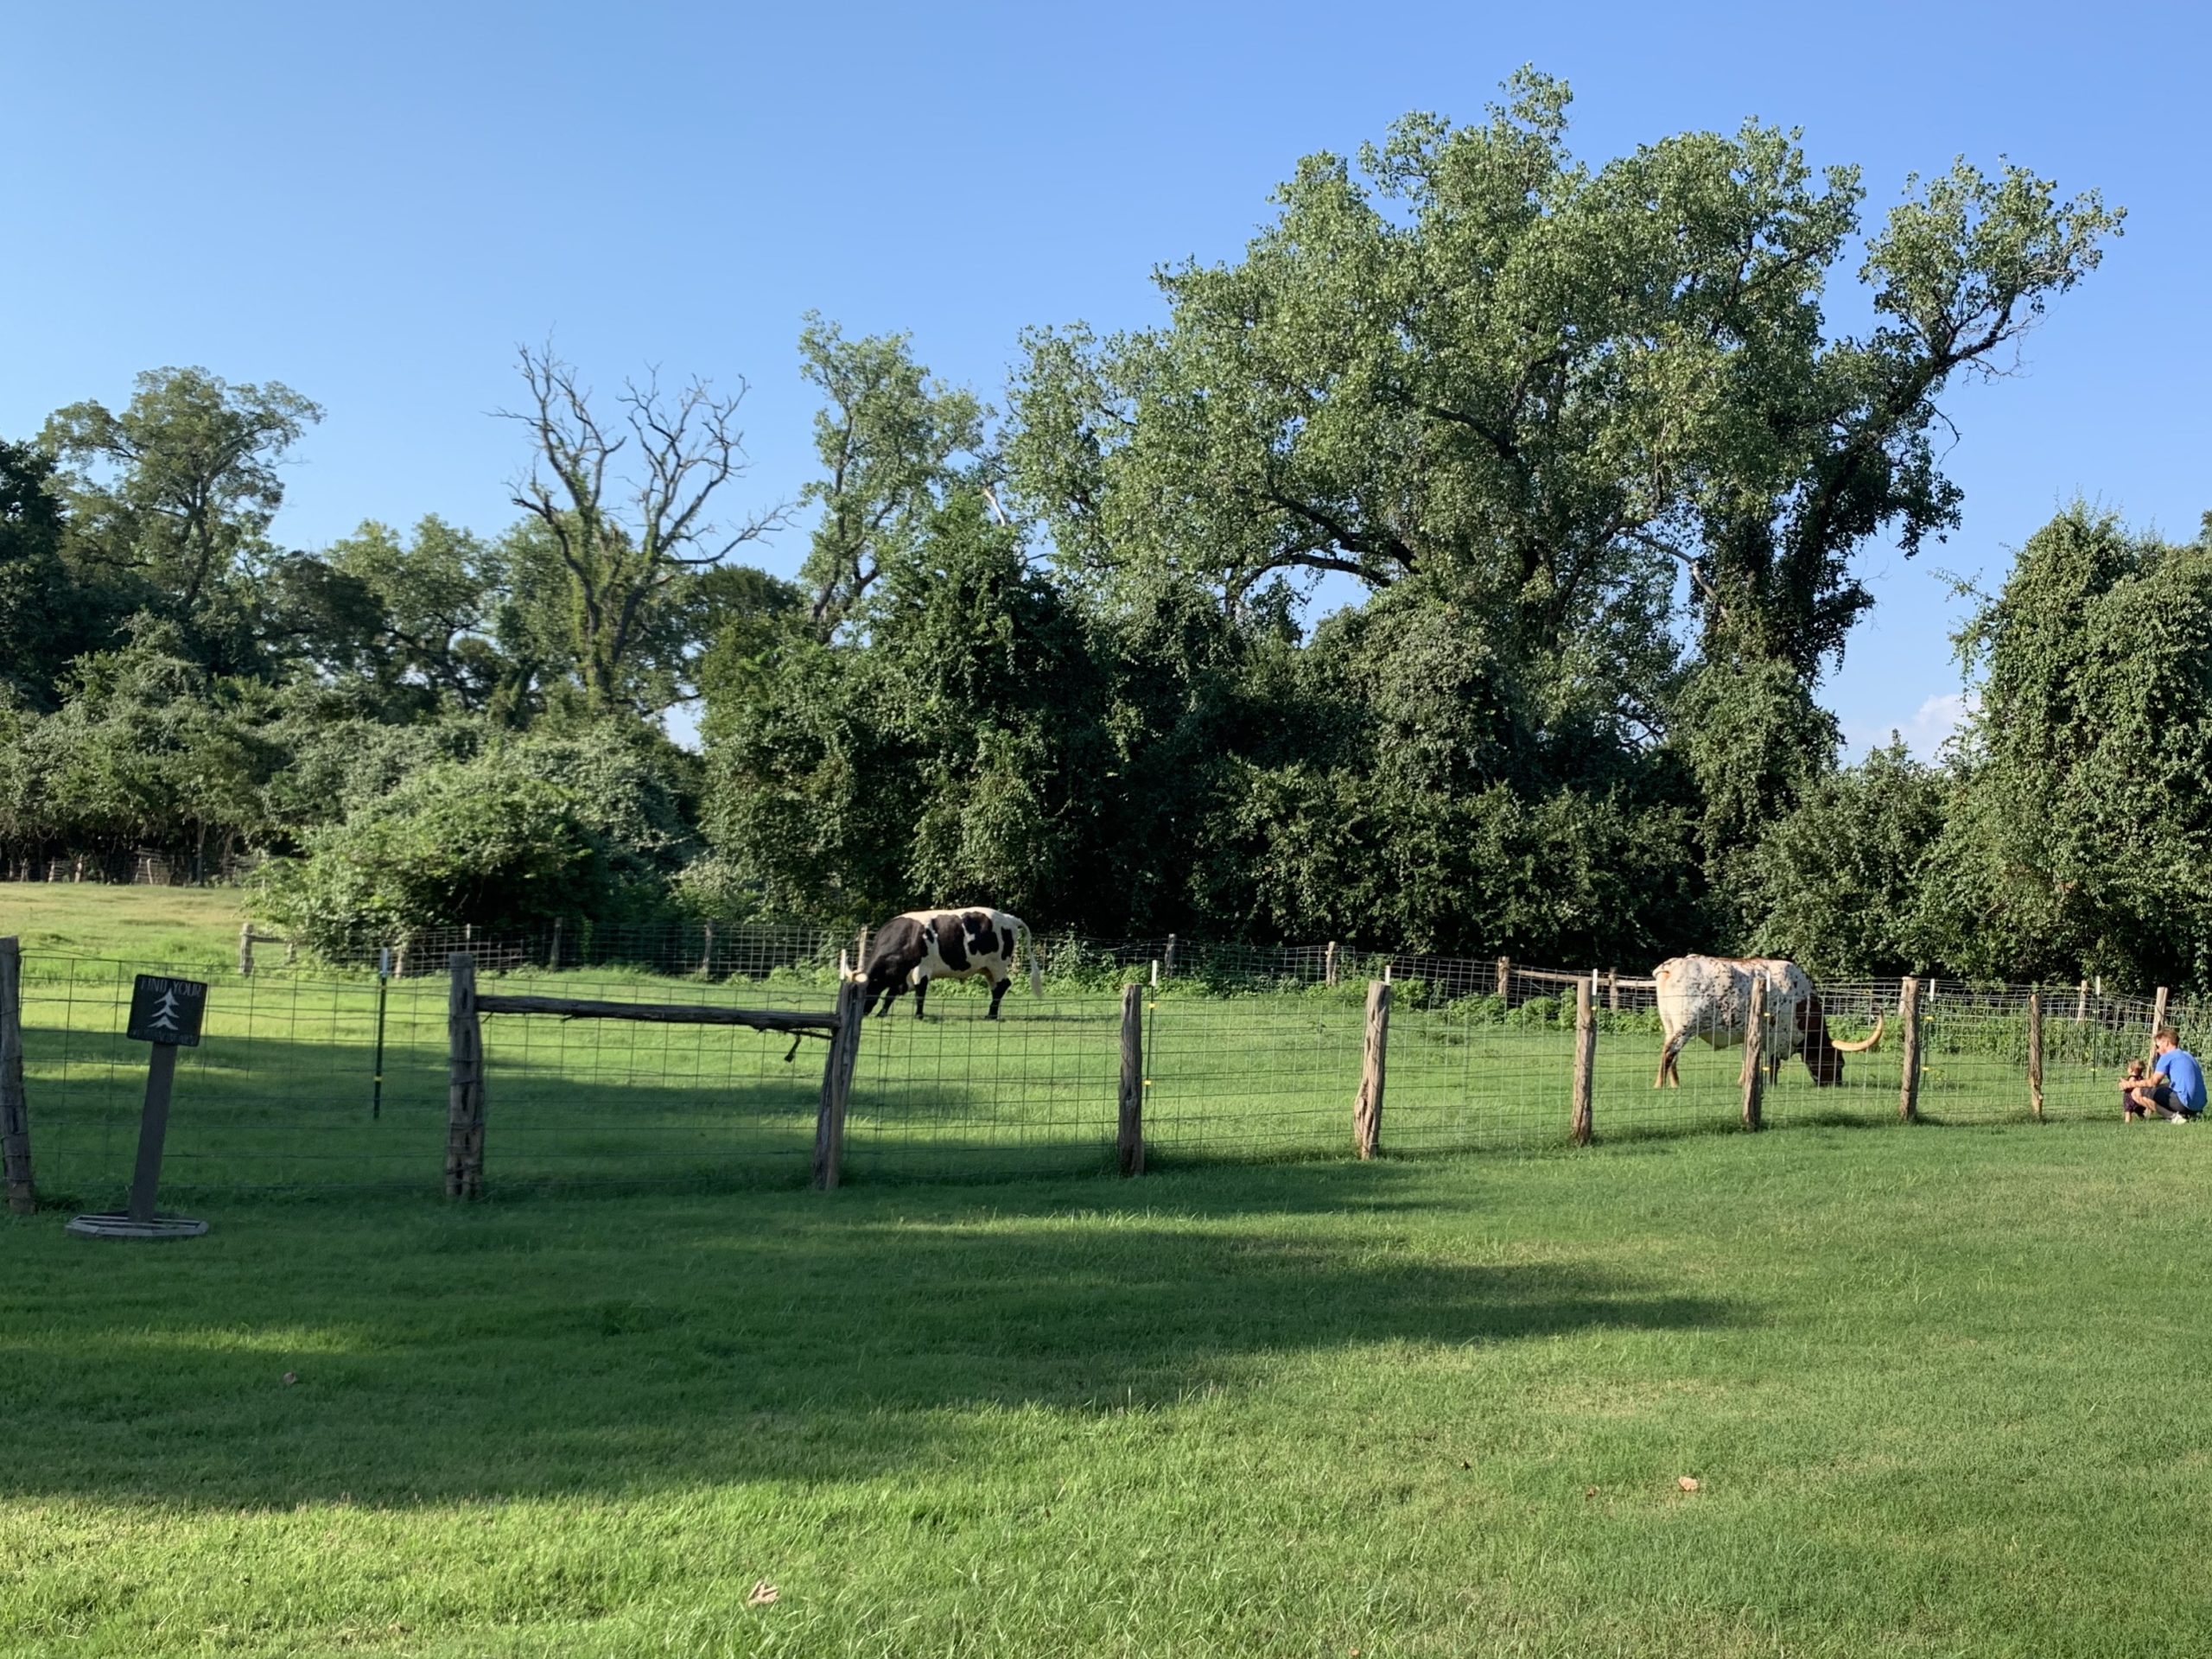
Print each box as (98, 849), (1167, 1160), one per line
(1798, 993), (1884, 1085)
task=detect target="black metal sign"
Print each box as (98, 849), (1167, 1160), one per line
(126, 975), (207, 1047)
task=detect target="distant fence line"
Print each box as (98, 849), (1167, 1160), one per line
(238, 919), (2195, 1038)
(3, 850), (261, 887)
(1, 934), (2196, 1209)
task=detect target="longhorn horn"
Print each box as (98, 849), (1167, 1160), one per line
(1829, 1014), (1884, 1053)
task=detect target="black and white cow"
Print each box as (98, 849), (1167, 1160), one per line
(857, 907), (1040, 1020)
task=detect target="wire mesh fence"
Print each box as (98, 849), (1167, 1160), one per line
(5, 944), (2202, 1207)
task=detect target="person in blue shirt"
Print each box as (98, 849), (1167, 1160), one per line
(2144, 1028), (2206, 1122)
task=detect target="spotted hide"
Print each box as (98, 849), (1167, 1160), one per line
(1651, 955), (1882, 1089)
(857, 907), (1040, 1020)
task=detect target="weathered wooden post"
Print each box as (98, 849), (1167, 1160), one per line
(2152, 986), (2171, 1040)
(446, 954), (486, 1199)
(1496, 956), (1511, 1002)
(1164, 934), (1178, 980)
(812, 976), (866, 1191)
(547, 920), (563, 972)
(1118, 983), (1146, 1175)
(700, 921), (715, 977)
(1353, 979), (1392, 1159)
(1608, 969), (1619, 1013)
(2027, 989), (2045, 1122)
(855, 925), (870, 970)
(1740, 973), (1767, 1131)
(1324, 941), (1338, 987)
(238, 923), (254, 977)
(2076, 980), (2089, 1022)
(1, 938), (33, 1215)
(1898, 976), (1923, 1124)
(1571, 977), (1595, 1146)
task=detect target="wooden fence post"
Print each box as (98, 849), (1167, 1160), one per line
(855, 925), (870, 970)
(446, 954), (486, 1199)
(238, 923), (254, 977)
(1353, 979), (1391, 1159)
(2152, 985), (2171, 1040)
(1, 938), (33, 1215)
(813, 976), (866, 1191)
(1118, 983), (1146, 1175)
(1898, 976), (1923, 1124)
(547, 919), (563, 972)
(1740, 973), (1767, 1131)
(1571, 977), (1595, 1146)
(700, 921), (715, 977)
(1324, 941), (1338, 987)
(1607, 969), (1619, 1013)
(2027, 989), (2045, 1122)
(2076, 980), (2089, 1022)
(1164, 934), (1178, 979)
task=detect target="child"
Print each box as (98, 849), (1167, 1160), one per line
(2121, 1058), (2156, 1122)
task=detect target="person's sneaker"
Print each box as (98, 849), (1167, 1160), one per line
(2173, 1114), (2191, 1124)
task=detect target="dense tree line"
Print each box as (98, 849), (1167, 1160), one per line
(11, 77), (2196, 986)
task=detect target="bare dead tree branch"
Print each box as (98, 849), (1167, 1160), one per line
(495, 341), (791, 712)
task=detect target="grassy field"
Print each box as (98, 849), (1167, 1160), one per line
(5, 887), (2197, 1653)
(1, 882), (2125, 1205)
(8, 1125), (2212, 1657)
(8, 955), (2088, 1205)
(0, 882), (249, 973)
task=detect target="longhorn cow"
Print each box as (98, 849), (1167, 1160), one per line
(1652, 956), (1882, 1088)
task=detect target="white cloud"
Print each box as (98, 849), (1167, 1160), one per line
(1842, 690), (1978, 763)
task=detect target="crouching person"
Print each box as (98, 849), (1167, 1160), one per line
(2127, 1028), (2207, 1123)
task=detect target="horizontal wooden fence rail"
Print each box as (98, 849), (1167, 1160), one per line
(472, 994), (840, 1032)
(447, 954), (861, 1199)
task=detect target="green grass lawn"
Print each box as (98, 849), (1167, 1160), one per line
(1, 882), (248, 972)
(7, 1123), (2210, 1657)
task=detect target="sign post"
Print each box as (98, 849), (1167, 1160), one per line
(68, 975), (210, 1241)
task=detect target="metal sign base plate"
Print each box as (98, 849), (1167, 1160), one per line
(67, 1213), (209, 1241)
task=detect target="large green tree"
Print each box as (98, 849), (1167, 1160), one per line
(0, 439), (92, 709)
(1744, 740), (1949, 978)
(1001, 72), (2117, 942)
(793, 315), (988, 639)
(0, 626), (284, 878)
(1009, 73), (2118, 690)
(703, 492), (1103, 923)
(40, 367), (322, 675)
(1923, 506), (2212, 988)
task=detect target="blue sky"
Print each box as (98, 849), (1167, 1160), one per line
(4, 0), (2204, 755)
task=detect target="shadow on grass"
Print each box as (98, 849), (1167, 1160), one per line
(3, 1161), (1738, 1508)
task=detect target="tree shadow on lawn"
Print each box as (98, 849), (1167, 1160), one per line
(4, 1162), (1738, 1509)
